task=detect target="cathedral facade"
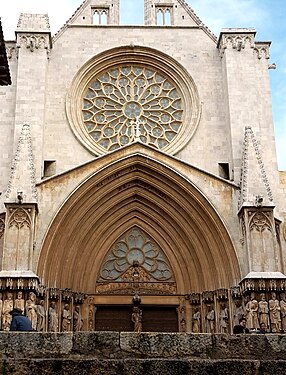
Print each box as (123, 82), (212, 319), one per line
(0, 0), (286, 333)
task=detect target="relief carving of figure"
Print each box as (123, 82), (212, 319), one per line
(233, 300), (244, 326)
(14, 291), (25, 312)
(62, 304), (72, 332)
(48, 301), (58, 332)
(280, 293), (286, 332)
(192, 308), (201, 333)
(73, 306), (83, 332)
(258, 293), (269, 328)
(0, 293), (2, 330)
(2, 293), (13, 331)
(206, 305), (215, 333)
(36, 300), (46, 332)
(245, 293), (259, 329)
(219, 304), (229, 333)
(132, 306), (142, 334)
(269, 292), (281, 332)
(25, 292), (37, 330)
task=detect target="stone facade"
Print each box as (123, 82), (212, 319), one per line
(0, 0), (285, 333)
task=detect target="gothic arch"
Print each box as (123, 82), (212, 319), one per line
(38, 153), (241, 294)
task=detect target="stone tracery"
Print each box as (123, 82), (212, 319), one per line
(82, 65), (183, 152)
(98, 227), (174, 282)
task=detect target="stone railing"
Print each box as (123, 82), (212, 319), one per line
(0, 332), (286, 374)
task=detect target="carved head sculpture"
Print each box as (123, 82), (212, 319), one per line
(250, 292), (256, 300)
(260, 293), (266, 301)
(17, 291), (23, 299)
(7, 293), (12, 300)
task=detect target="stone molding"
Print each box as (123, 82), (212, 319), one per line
(16, 33), (51, 59)
(216, 29), (271, 60)
(254, 41), (271, 60)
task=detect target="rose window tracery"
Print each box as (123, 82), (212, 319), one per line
(67, 47), (201, 155)
(98, 227), (174, 282)
(82, 65), (183, 152)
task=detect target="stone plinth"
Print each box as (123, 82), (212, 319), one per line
(0, 332), (286, 374)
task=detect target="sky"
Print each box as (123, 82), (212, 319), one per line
(0, 0), (285, 170)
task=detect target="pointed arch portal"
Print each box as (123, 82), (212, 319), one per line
(38, 153), (241, 296)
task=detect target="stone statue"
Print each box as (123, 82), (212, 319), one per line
(25, 292), (37, 330)
(219, 304), (228, 333)
(269, 292), (281, 332)
(0, 293), (2, 330)
(258, 293), (269, 328)
(206, 305), (215, 333)
(192, 308), (201, 333)
(280, 293), (286, 332)
(48, 301), (58, 332)
(132, 306), (142, 334)
(73, 306), (83, 332)
(2, 293), (13, 331)
(62, 304), (72, 332)
(245, 293), (259, 329)
(36, 300), (46, 332)
(14, 291), (25, 312)
(233, 300), (244, 326)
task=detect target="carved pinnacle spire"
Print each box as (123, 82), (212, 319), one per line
(238, 126), (273, 210)
(5, 123), (37, 204)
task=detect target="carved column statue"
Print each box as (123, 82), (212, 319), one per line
(25, 291), (37, 330)
(14, 291), (25, 312)
(48, 301), (58, 332)
(62, 304), (72, 332)
(280, 293), (286, 332)
(192, 307), (201, 333)
(245, 293), (259, 329)
(36, 300), (46, 332)
(233, 300), (244, 326)
(269, 292), (281, 332)
(2, 293), (13, 331)
(73, 306), (83, 332)
(219, 303), (229, 333)
(0, 293), (3, 330)
(205, 305), (215, 333)
(258, 293), (269, 328)
(132, 306), (142, 334)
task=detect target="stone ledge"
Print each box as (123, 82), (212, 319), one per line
(0, 332), (286, 361)
(1, 359), (286, 375)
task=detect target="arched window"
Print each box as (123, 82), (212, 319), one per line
(156, 9), (164, 25)
(92, 8), (109, 25)
(156, 6), (172, 25)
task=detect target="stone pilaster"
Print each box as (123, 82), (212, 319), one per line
(13, 13), (52, 181)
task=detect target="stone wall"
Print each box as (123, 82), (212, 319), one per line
(0, 332), (286, 374)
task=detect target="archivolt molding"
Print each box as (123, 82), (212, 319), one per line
(0, 216), (5, 239)
(66, 45), (201, 156)
(38, 155), (240, 294)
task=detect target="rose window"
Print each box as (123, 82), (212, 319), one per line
(98, 227), (174, 282)
(82, 65), (183, 152)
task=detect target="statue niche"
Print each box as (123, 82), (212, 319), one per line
(96, 227), (176, 295)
